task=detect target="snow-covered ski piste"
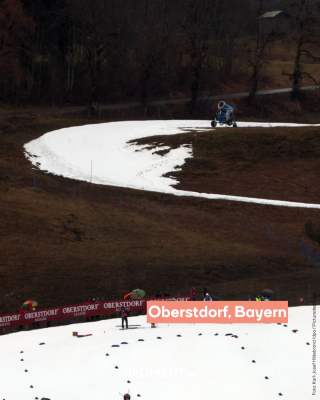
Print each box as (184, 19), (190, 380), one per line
(0, 306), (317, 399)
(24, 120), (320, 209)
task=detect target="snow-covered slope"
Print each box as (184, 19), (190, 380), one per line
(0, 306), (317, 400)
(24, 120), (320, 209)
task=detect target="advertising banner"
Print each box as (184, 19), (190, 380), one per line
(0, 295), (192, 328)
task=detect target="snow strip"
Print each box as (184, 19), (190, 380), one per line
(24, 120), (320, 209)
(0, 306), (317, 400)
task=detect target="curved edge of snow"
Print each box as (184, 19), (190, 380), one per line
(24, 120), (320, 209)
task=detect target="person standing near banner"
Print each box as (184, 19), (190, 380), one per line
(111, 295), (116, 318)
(120, 306), (129, 329)
(299, 297), (306, 304)
(32, 307), (40, 329)
(18, 307), (26, 331)
(203, 293), (212, 301)
(84, 298), (91, 322)
(137, 294), (142, 315)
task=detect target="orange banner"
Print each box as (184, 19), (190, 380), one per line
(147, 301), (288, 324)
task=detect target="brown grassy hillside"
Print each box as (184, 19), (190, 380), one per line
(0, 114), (320, 318)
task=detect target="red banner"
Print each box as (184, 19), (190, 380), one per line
(0, 296), (192, 329)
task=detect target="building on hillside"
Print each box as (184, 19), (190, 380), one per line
(258, 10), (292, 34)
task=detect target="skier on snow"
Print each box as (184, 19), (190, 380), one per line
(120, 306), (129, 329)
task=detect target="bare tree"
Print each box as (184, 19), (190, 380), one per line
(129, 1), (179, 109)
(282, 0), (320, 99)
(246, 33), (283, 105)
(181, 0), (220, 109)
(245, 0), (283, 105)
(66, 0), (126, 106)
(215, 0), (251, 77)
(0, 0), (35, 101)
(139, 24), (172, 109)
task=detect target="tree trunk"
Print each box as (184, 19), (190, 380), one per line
(248, 63), (259, 106)
(191, 64), (201, 107)
(144, 0), (149, 24)
(292, 41), (303, 99)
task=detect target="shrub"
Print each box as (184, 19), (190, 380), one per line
(305, 220), (320, 244)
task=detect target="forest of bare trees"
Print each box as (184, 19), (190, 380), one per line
(0, 0), (319, 108)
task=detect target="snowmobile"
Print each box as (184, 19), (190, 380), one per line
(211, 101), (237, 128)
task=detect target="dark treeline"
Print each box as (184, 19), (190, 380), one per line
(0, 0), (319, 108)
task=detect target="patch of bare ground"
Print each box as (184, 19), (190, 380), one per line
(147, 126), (320, 204)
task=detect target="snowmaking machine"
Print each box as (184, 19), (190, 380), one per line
(211, 101), (237, 128)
